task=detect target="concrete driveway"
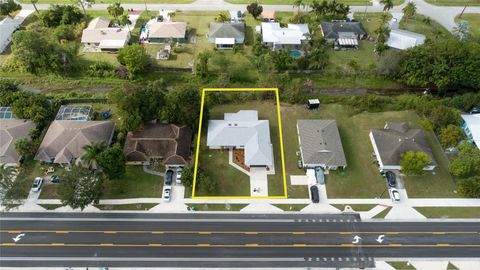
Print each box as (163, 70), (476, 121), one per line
(249, 167), (269, 197)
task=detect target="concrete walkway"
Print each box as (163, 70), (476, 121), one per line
(19, 0), (480, 31)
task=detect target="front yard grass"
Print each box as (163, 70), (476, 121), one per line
(95, 203), (158, 210)
(187, 204), (248, 211)
(399, 14), (452, 40)
(415, 207), (480, 218)
(455, 14), (480, 38)
(424, 0), (480, 6)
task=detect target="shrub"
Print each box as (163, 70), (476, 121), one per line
(87, 62), (116, 78)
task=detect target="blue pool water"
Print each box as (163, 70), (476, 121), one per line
(290, 50), (302, 57)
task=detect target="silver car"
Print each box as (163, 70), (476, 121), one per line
(31, 177), (43, 192)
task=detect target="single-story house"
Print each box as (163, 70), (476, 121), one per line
(0, 17), (19, 53)
(319, 21), (367, 49)
(261, 10), (276, 22)
(0, 119), (36, 167)
(297, 120), (347, 170)
(207, 110), (274, 170)
(386, 29), (425, 50)
(461, 114), (480, 149)
(146, 21), (187, 43)
(123, 122), (192, 167)
(81, 17), (130, 52)
(208, 22), (245, 49)
(261, 22), (310, 50)
(369, 122), (436, 171)
(35, 120), (115, 166)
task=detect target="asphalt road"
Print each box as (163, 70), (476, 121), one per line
(1, 212), (479, 268)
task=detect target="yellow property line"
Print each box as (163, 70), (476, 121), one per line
(2, 230), (478, 235)
(192, 88), (287, 199)
(1, 243), (479, 248)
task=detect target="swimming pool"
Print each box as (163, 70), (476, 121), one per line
(290, 50), (302, 57)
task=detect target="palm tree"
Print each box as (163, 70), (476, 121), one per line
(293, 0), (305, 14)
(119, 12), (132, 34)
(30, 0), (39, 14)
(380, 0), (393, 12)
(402, 2), (416, 22)
(0, 165), (15, 191)
(81, 141), (106, 169)
(107, 2), (124, 24)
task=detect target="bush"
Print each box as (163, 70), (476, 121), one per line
(87, 62), (116, 78)
(173, 46), (183, 53)
(54, 24), (76, 41)
(117, 44), (150, 78)
(457, 176), (480, 198)
(0, 79), (19, 92)
(41, 5), (84, 28)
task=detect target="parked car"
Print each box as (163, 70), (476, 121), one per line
(163, 186), (171, 202)
(314, 167), (325, 185)
(390, 188), (400, 201)
(31, 177), (43, 192)
(310, 185), (320, 203)
(176, 168), (183, 184)
(50, 175), (60, 183)
(385, 171), (396, 188)
(165, 170), (174, 186)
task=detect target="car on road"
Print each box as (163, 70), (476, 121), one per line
(31, 177), (43, 192)
(390, 188), (400, 201)
(165, 169), (174, 186)
(50, 175), (60, 183)
(385, 171), (396, 188)
(176, 168), (182, 184)
(310, 185), (319, 203)
(163, 186), (172, 202)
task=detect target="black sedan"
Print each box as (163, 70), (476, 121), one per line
(385, 171), (397, 188)
(310, 185), (320, 203)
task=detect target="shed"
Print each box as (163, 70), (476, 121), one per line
(307, 99), (320, 109)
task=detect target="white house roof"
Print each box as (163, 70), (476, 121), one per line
(461, 114), (480, 149)
(99, 39), (128, 49)
(81, 17), (130, 45)
(387, 29), (425, 50)
(207, 110), (273, 167)
(261, 22), (309, 45)
(0, 18), (19, 53)
(215, 38), (235, 45)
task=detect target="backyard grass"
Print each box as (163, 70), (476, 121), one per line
(455, 14), (480, 38)
(424, 0), (480, 6)
(187, 204), (248, 211)
(273, 204), (308, 211)
(415, 207), (480, 218)
(399, 14), (452, 40)
(95, 203), (158, 210)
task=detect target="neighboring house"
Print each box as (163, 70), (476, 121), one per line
(0, 119), (35, 167)
(0, 17), (18, 53)
(461, 114), (480, 149)
(261, 22), (310, 50)
(207, 110), (274, 170)
(208, 22), (245, 49)
(387, 29), (425, 50)
(297, 120), (347, 170)
(319, 21), (367, 49)
(146, 21), (187, 43)
(81, 17), (130, 52)
(35, 121), (115, 166)
(55, 105), (93, 121)
(261, 10), (276, 22)
(123, 122), (192, 167)
(369, 122), (436, 171)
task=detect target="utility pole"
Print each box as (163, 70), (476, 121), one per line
(458, 3), (468, 19)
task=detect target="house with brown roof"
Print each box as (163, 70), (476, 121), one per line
(147, 21), (187, 43)
(123, 123), (192, 167)
(0, 119), (36, 167)
(369, 122), (436, 171)
(35, 121), (115, 166)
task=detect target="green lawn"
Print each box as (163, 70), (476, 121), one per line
(225, 0), (373, 5)
(387, 261), (415, 270)
(17, 0), (195, 3)
(187, 204), (248, 211)
(196, 99), (286, 197)
(331, 204), (377, 211)
(95, 203), (158, 210)
(38, 204), (63, 210)
(354, 12), (392, 34)
(456, 14), (480, 38)
(415, 207), (480, 218)
(15, 161), (52, 199)
(424, 0), (480, 6)
(273, 204), (308, 211)
(399, 14), (452, 40)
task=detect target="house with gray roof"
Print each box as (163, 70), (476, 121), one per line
(207, 110), (274, 170)
(319, 21), (367, 49)
(0, 119), (36, 167)
(35, 120), (115, 167)
(297, 120), (347, 170)
(369, 122), (436, 171)
(208, 22), (245, 49)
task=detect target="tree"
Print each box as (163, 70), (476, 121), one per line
(380, 0), (393, 12)
(97, 144), (126, 179)
(309, 0), (350, 21)
(30, 0), (39, 14)
(0, 79), (19, 92)
(293, 0), (305, 22)
(270, 49), (293, 72)
(400, 151), (431, 175)
(181, 165), (194, 188)
(162, 84), (204, 130)
(449, 142), (480, 178)
(214, 12), (229, 22)
(195, 50), (212, 78)
(14, 138), (38, 159)
(81, 141), (107, 169)
(428, 105), (461, 130)
(456, 176), (480, 198)
(453, 20), (470, 41)
(41, 5), (84, 27)
(0, 0), (21, 18)
(402, 2), (416, 22)
(246, 2), (263, 19)
(58, 166), (103, 210)
(117, 44), (150, 78)
(0, 165), (15, 196)
(438, 125), (464, 148)
(107, 2), (124, 24)
(118, 12), (132, 34)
